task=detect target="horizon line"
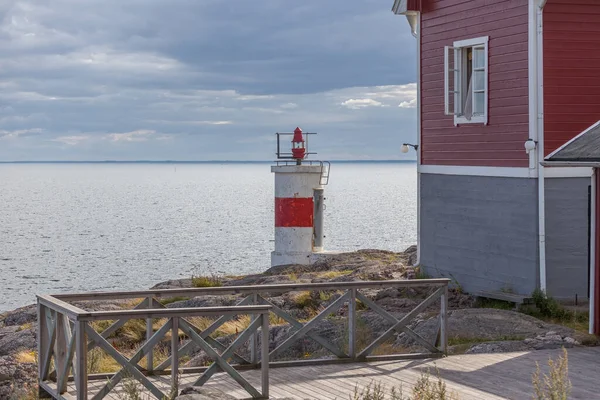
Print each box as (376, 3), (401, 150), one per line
(0, 159), (417, 164)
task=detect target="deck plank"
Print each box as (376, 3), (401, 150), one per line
(68, 347), (600, 399)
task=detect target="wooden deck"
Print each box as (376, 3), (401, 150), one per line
(64, 347), (600, 399)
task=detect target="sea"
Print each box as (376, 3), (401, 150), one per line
(0, 162), (417, 312)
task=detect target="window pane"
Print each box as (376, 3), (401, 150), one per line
(474, 92), (485, 115)
(474, 70), (485, 91)
(473, 47), (485, 69)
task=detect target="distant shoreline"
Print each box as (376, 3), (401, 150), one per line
(0, 160), (417, 164)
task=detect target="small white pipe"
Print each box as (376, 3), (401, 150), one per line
(539, 0), (548, 9)
(415, 13), (422, 266)
(536, 3), (547, 292)
(590, 169), (596, 334)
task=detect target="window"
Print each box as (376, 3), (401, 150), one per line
(444, 36), (489, 125)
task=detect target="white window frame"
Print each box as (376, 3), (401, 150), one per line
(444, 36), (489, 126)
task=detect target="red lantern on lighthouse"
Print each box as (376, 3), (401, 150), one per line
(291, 127), (306, 161)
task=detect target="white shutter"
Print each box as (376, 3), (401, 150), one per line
(444, 46), (460, 116)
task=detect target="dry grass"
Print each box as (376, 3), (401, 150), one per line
(186, 313), (288, 338)
(137, 345), (171, 370)
(350, 367), (459, 400)
(9, 382), (39, 400)
(88, 348), (122, 373)
(120, 298), (145, 310)
(15, 350), (37, 364)
(532, 347), (572, 400)
(317, 270), (353, 280)
(17, 322), (33, 332)
(90, 319), (115, 334)
(290, 290), (319, 309)
(191, 274), (223, 288)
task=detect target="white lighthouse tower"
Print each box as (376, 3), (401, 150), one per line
(271, 127), (330, 267)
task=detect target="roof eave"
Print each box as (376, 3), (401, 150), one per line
(541, 160), (600, 168)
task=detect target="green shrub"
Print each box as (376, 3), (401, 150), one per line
(531, 289), (569, 320)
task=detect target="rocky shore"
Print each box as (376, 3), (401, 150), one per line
(1, 246), (597, 399)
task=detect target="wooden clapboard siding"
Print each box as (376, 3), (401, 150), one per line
(420, 0), (529, 167)
(544, 0), (600, 155)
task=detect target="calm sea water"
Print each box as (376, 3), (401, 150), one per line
(0, 162), (417, 312)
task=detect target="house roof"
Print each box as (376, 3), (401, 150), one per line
(544, 121), (600, 165)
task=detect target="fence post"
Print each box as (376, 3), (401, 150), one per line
(37, 303), (51, 398)
(440, 285), (448, 354)
(261, 312), (270, 398)
(251, 294), (258, 365)
(75, 321), (88, 400)
(146, 297), (154, 373)
(348, 288), (357, 359)
(172, 317), (180, 394)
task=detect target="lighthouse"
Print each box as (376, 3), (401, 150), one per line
(271, 127), (330, 267)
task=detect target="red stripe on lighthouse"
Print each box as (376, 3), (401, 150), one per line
(275, 197), (314, 227)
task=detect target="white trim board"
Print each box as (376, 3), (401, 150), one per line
(419, 165), (535, 178)
(418, 165), (592, 178)
(544, 167), (592, 178)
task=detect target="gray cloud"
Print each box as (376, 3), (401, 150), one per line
(0, 0), (417, 161)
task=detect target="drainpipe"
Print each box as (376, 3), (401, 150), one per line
(591, 169), (597, 334)
(415, 13), (421, 266)
(537, 1), (547, 292)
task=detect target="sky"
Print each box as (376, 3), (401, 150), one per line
(0, 0), (417, 161)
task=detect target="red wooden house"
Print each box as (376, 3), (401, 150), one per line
(393, 0), (600, 334)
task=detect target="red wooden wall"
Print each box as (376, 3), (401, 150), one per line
(544, 0), (600, 156)
(420, 0), (530, 167)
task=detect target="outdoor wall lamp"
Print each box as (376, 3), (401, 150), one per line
(401, 143), (419, 153)
(524, 139), (538, 154)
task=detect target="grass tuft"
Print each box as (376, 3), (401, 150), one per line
(15, 350), (37, 364)
(88, 348), (121, 373)
(532, 347), (572, 400)
(414, 266), (430, 280)
(317, 270), (353, 280)
(191, 274), (223, 288)
(521, 289), (590, 334)
(17, 322), (33, 332)
(349, 367), (459, 400)
(290, 291), (319, 310)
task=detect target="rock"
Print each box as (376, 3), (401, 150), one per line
(466, 341), (531, 354)
(151, 278), (193, 289)
(0, 305), (36, 327)
(177, 386), (236, 399)
(394, 308), (582, 353)
(564, 337), (579, 345)
(0, 327), (35, 357)
(0, 355), (37, 399)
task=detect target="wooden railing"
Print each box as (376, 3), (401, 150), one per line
(38, 279), (449, 399)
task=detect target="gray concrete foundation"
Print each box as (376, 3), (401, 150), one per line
(419, 173), (591, 299)
(419, 173), (539, 297)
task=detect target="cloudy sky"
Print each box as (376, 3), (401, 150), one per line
(0, 0), (417, 161)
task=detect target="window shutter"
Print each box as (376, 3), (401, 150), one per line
(444, 46), (459, 116)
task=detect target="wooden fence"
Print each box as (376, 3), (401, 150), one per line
(38, 279), (449, 399)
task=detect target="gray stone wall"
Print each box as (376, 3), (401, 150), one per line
(419, 173), (539, 296)
(545, 177), (591, 300)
